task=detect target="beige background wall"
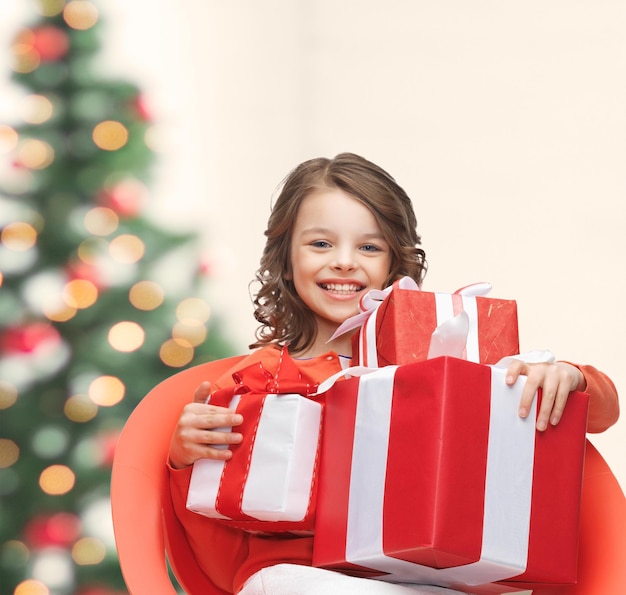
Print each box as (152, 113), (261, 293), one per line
(2, 1), (624, 488)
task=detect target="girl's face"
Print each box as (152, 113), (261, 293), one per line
(289, 188), (392, 342)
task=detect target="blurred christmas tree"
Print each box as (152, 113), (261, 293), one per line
(0, 1), (235, 593)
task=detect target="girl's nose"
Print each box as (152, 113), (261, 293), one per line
(331, 248), (357, 271)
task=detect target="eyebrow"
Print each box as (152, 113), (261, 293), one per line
(299, 227), (387, 240)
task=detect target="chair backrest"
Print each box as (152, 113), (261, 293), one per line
(523, 439), (626, 595)
(111, 355), (244, 595)
(112, 357), (626, 594)
(563, 440), (626, 594)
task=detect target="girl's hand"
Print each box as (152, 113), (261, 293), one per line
(168, 381), (243, 469)
(505, 360), (585, 431)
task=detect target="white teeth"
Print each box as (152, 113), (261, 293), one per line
(321, 283), (363, 293)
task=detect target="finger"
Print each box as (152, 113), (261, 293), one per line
(533, 367), (568, 431)
(180, 441), (237, 463)
(535, 385), (557, 431)
(179, 404), (243, 430)
(512, 363), (539, 419)
(207, 446), (234, 461)
(201, 409), (243, 429)
(547, 384), (571, 427)
(201, 428), (243, 447)
(196, 444), (236, 461)
(194, 428), (243, 462)
(505, 359), (526, 386)
(193, 381), (212, 404)
(517, 379), (539, 420)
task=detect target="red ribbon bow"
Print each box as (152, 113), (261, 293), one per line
(210, 348), (319, 407)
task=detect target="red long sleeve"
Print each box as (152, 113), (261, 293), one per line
(571, 363), (620, 433)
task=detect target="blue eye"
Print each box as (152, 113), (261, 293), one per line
(361, 244), (381, 252)
(311, 240), (331, 248)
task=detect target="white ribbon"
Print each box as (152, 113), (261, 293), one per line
(344, 365), (537, 587)
(431, 293), (482, 362)
(242, 394), (321, 521)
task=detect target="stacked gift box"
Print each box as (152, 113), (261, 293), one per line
(186, 279), (589, 593)
(313, 279), (589, 593)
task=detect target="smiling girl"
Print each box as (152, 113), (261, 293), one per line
(167, 153), (619, 595)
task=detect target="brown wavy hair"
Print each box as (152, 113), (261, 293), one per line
(249, 152), (427, 353)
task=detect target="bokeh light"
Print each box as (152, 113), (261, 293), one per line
(25, 512), (81, 549)
(0, 439), (19, 468)
(28, 25), (69, 61)
(108, 321), (145, 352)
(11, 31), (40, 74)
(76, 237), (137, 288)
(21, 95), (54, 124)
(17, 139), (55, 169)
(63, 279), (98, 309)
(1, 540), (30, 570)
(172, 320), (207, 347)
(43, 301), (77, 323)
(14, 579), (49, 595)
(31, 549), (74, 589)
(64, 394), (98, 423)
(32, 427), (69, 459)
(144, 124), (164, 153)
(39, 464), (75, 496)
(129, 280), (164, 311)
(83, 206), (119, 236)
(109, 234), (145, 263)
(92, 120), (128, 151)
(0, 166), (35, 196)
(23, 269), (67, 314)
(77, 237), (108, 265)
(0, 245), (37, 276)
(160, 338), (194, 368)
(0, 124), (19, 154)
(177, 297), (211, 324)
(63, 1), (99, 31)
(98, 177), (148, 217)
(88, 375), (125, 407)
(1, 222), (38, 251)
(81, 497), (116, 548)
(37, 0), (65, 17)
(0, 381), (18, 409)
(71, 536), (106, 565)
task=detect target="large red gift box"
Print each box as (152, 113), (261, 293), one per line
(312, 357), (589, 592)
(335, 278), (519, 367)
(186, 352), (323, 533)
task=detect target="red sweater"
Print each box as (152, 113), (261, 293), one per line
(169, 346), (619, 594)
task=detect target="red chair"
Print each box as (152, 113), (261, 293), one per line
(111, 355), (243, 595)
(112, 358), (626, 594)
(554, 440), (626, 594)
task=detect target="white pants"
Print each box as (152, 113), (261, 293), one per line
(239, 564), (470, 595)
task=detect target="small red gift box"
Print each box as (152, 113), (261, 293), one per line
(312, 357), (589, 592)
(334, 278), (519, 367)
(186, 351), (323, 533)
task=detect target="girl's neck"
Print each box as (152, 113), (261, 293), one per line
(290, 331), (354, 360)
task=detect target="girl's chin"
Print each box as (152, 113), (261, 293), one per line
(316, 310), (359, 330)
